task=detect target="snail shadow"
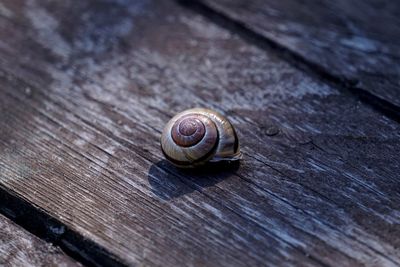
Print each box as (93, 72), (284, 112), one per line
(147, 160), (240, 201)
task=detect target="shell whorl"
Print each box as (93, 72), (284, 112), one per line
(171, 115), (206, 147)
(161, 108), (241, 167)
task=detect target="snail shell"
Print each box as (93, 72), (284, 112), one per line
(161, 108), (241, 168)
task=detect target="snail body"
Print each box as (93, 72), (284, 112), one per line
(161, 108), (241, 168)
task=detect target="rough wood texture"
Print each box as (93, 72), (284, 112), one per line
(0, 0), (399, 266)
(0, 214), (79, 267)
(198, 0), (400, 108)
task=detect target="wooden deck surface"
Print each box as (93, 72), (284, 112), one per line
(0, 0), (399, 266)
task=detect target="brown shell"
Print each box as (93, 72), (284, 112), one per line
(161, 108), (241, 168)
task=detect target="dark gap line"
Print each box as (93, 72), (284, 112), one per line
(177, 0), (400, 124)
(0, 186), (126, 267)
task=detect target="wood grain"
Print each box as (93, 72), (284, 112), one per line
(197, 0), (400, 108)
(0, 214), (79, 267)
(0, 0), (399, 266)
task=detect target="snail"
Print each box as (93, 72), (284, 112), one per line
(161, 108), (241, 168)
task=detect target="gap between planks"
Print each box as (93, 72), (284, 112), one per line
(177, 0), (400, 124)
(0, 186), (125, 266)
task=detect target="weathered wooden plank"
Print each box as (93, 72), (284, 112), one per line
(0, 214), (79, 267)
(195, 0), (400, 108)
(0, 0), (399, 266)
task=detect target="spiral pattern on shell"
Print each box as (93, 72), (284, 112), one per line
(161, 108), (241, 168)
